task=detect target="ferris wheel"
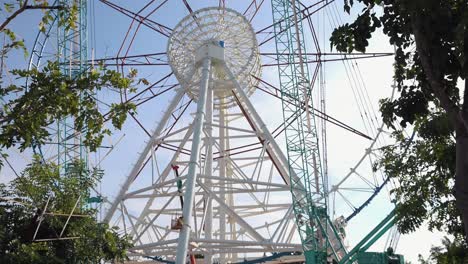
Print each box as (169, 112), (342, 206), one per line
(20, 0), (400, 263)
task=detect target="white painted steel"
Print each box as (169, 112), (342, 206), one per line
(102, 5), (358, 263)
(104, 89), (186, 223)
(203, 81), (214, 263)
(167, 7), (261, 109)
(175, 56), (212, 264)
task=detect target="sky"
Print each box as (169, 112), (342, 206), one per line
(0, 0), (450, 262)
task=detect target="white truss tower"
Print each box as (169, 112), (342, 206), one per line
(104, 7), (305, 263)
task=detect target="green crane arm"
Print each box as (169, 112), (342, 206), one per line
(270, 2), (403, 264)
(339, 209), (396, 264)
(270, 0), (346, 262)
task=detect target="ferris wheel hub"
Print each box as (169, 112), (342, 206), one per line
(195, 40), (225, 64)
(167, 7), (261, 109)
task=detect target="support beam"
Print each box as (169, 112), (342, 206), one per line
(104, 88), (185, 223)
(198, 182), (266, 243)
(224, 63), (291, 184)
(175, 56), (212, 264)
(219, 98), (228, 263)
(204, 80), (214, 263)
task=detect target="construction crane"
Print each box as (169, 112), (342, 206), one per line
(57, 0), (88, 174)
(271, 1), (406, 263)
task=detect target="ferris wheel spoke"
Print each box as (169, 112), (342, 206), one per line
(181, 0), (195, 16)
(139, 87), (181, 111)
(99, 0), (172, 38)
(336, 190), (357, 212)
(184, 0), (211, 32)
(92, 52), (168, 67)
(243, 0), (266, 23)
(217, 0), (225, 8)
(261, 52), (393, 67)
(160, 143), (192, 156)
(254, 76), (372, 140)
(41, 87), (182, 164)
(256, 0), (332, 47)
(133, 0), (170, 19)
(350, 169), (378, 189)
(232, 93), (291, 184)
(131, 84), (179, 107)
(102, 71), (174, 109)
(337, 187), (376, 193)
(206, 135), (287, 206)
(198, 183), (266, 243)
(128, 113), (152, 137)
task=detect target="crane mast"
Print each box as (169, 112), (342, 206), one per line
(57, 0), (88, 173)
(271, 0), (345, 262)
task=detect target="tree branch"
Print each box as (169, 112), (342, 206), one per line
(0, 2), (64, 32)
(411, 13), (461, 130)
(463, 33), (468, 112)
(0, 0), (29, 32)
(24, 5), (64, 10)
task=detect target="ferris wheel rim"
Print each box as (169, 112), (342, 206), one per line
(167, 6), (262, 110)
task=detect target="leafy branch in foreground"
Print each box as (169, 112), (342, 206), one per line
(0, 61), (137, 152)
(0, 157), (132, 263)
(1, 0), (78, 57)
(417, 236), (467, 264)
(331, 0), (468, 241)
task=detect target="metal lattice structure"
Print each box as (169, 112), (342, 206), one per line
(104, 7), (309, 263)
(271, 0), (345, 262)
(57, 0), (88, 173)
(18, 0), (405, 263)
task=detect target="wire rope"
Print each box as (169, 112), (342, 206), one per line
(327, 2), (381, 139)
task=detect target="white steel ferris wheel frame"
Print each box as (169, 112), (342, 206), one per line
(22, 1), (398, 263)
(100, 5), (364, 263)
(104, 7), (311, 263)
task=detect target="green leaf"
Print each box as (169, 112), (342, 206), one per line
(331, 0), (468, 241)
(0, 157), (133, 262)
(4, 3), (14, 12)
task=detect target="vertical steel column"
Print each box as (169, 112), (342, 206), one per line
(203, 79), (214, 263)
(219, 98), (227, 263)
(226, 116), (236, 261)
(176, 56), (212, 264)
(57, 0), (88, 174)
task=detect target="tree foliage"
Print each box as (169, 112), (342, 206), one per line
(0, 157), (132, 263)
(1, 1), (77, 56)
(417, 237), (468, 264)
(331, 0), (468, 241)
(0, 61), (136, 152)
(0, 2), (139, 262)
(0, 1), (141, 157)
